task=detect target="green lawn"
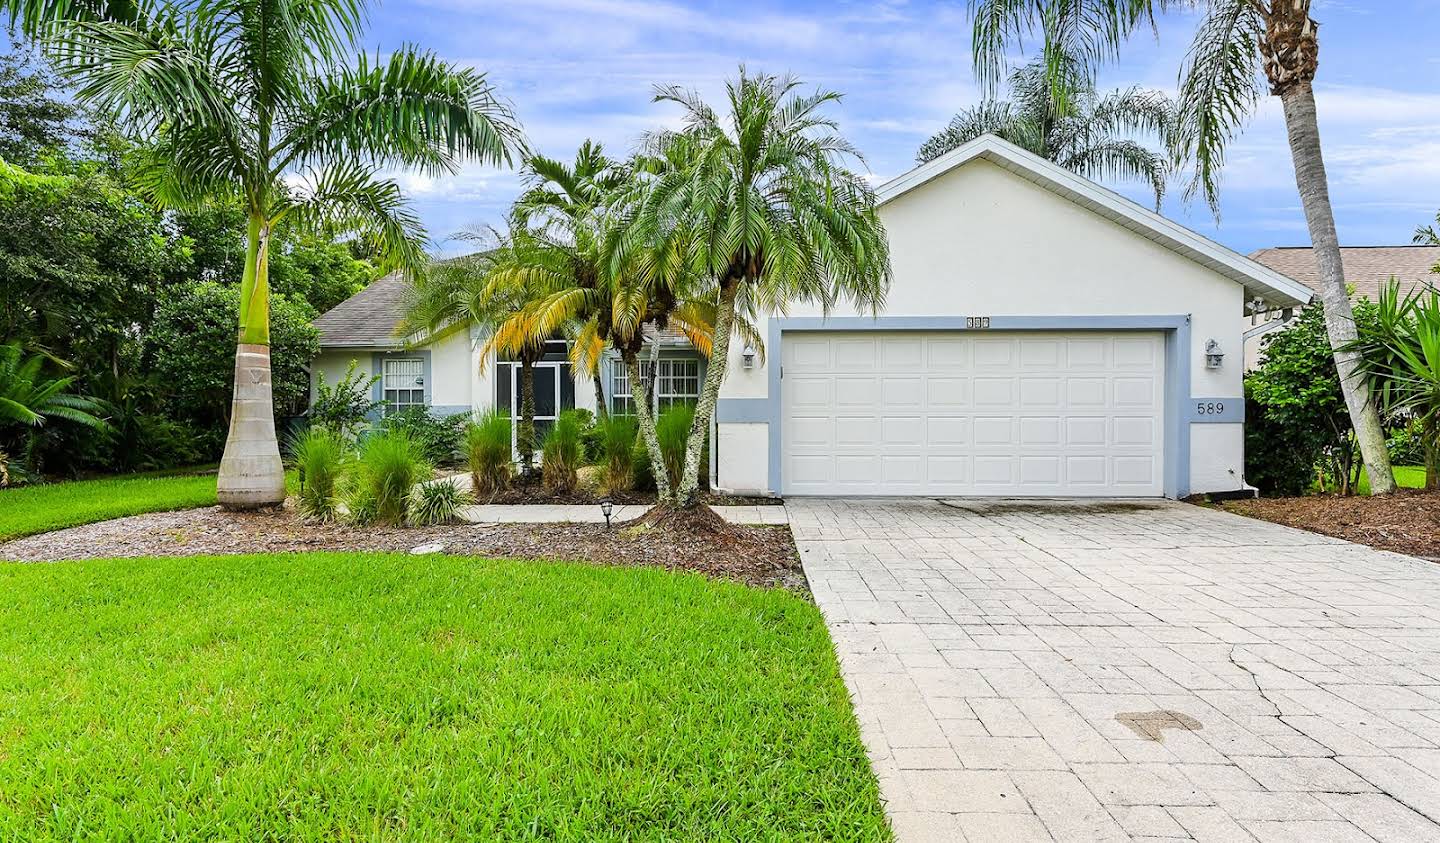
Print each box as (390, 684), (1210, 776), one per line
(1356, 464), (1427, 495)
(0, 553), (890, 841)
(0, 471), (220, 541)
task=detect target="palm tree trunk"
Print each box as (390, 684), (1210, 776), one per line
(677, 282), (739, 506)
(1279, 82), (1396, 495)
(517, 354), (537, 478)
(624, 349), (673, 504)
(217, 212), (286, 509)
(592, 372), (607, 419)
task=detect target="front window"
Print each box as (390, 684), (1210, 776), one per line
(382, 358), (425, 413)
(611, 358), (700, 415)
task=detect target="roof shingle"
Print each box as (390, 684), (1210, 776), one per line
(1249, 246), (1440, 302)
(313, 272), (408, 347)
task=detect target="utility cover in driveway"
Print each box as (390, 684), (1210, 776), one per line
(781, 331), (1165, 496)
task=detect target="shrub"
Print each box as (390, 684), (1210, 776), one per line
(408, 478), (474, 526)
(595, 414), (637, 493)
(380, 407), (465, 466)
(655, 403), (694, 488)
(465, 412), (513, 497)
(631, 439), (655, 491)
(1387, 419), (1427, 465)
(1243, 384), (1314, 497)
(288, 426), (350, 522)
(310, 360), (383, 437)
(542, 410), (585, 494)
(351, 430), (431, 525)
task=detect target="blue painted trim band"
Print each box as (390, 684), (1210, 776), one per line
(760, 314), (1195, 498)
(716, 398), (771, 423)
(1183, 397), (1243, 423)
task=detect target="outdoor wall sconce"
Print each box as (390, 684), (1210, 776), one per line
(600, 498), (613, 529)
(1205, 339), (1225, 370)
(741, 344), (757, 369)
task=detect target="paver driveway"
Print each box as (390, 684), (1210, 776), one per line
(789, 498), (1440, 842)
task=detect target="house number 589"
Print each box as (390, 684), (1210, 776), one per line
(1196, 401), (1224, 415)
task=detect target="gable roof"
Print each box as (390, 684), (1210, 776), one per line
(314, 271), (407, 348)
(875, 134), (1315, 309)
(1249, 245), (1440, 303)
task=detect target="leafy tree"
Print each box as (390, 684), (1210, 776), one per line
(9, 0), (524, 508)
(918, 56), (1173, 209)
(0, 38), (81, 165)
(1248, 302), (1377, 495)
(144, 282), (319, 451)
(623, 69), (890, 507)
(969, 0), (1397, 494)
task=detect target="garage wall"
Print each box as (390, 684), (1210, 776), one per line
(714, 157), (1248, 497)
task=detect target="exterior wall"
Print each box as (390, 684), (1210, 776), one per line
(714, 158), (1249, 497)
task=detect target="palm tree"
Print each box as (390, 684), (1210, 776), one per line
(918, 56), (1172, 210)
(8, 0), (524, 507)
(512, 141), (629, 416)
(969, 0), (1396, 494)
(625, 69), (891, 507)
(400, 226), (561, 476)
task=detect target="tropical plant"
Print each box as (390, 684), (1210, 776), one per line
(464, 411), (513, 497)
(1349, 281), (1440, 490)
(401, 226), (557, 477)
(917, 56), (1173, 209)
(407, 477), (473, 526)
(654, 402), (694, 490)
(623, 69), (890, 507)
(595, 413), (637, 493)
(541, 409), (584, 494)
(351, 429), (431, 525)
(380, 406), (464, 466)
(7, 0), (524, 508)
(968, 0), (1396, 493)
(288, 425), (349, 522)
(310, 360), (383, 438)
(0, 342), (108, 433)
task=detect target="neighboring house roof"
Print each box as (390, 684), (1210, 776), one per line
(314, 272), (407, 348)
(1248, 245), (1440, 302)
(877, 134), (1315, 309)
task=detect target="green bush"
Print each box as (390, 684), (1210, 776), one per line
(1387, 419), (1427, 465)
(631, 440), (655, 491)
(408, 478), (474, 526)
(351, 430), (432, 525)
(379, 407), (465, 466)
(655, 403), (694, 488)
(465, 412), (513, 497)
(542, 410), (585, 494)
(310, 360), (383, 438)
(595, 414), (638, 493)
(288, 426), (350, 522)
(1243, 385), (1314, 497)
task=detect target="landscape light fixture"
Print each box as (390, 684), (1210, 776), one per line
(600, 498), (613, 529)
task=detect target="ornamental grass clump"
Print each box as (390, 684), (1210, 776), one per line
(655, 403), (694, 489)
(408, 478), (474, 526)
(351, 430), (431, 525)
(288, 426), (350, 523)
(465, 412), (512, 497)
(595, 414), (637, 493)
(541, 410), (584, 494)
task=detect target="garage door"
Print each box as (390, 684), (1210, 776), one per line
(781, 331), (1165, 496)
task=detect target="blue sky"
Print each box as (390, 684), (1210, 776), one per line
(364, 0), (1440, 258)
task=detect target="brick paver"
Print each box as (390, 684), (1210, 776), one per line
(790, 498), (1440, 842)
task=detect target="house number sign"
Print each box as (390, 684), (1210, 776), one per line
(1195, 401), (1225, 416)
(966, 316), (991, 329)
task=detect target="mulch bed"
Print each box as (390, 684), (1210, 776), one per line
(1221, 489), (1440, 559)
(475, 480), (782, 508)
(0, 505), (806, 592)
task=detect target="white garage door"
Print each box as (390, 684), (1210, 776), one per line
(781, 331), (1165, 496)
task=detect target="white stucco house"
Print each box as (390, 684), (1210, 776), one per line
(311, 135), (1313, 499)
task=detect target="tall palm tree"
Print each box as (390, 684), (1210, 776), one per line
(624, 69), (891, 508)
(7, 0), (524, 507)
(512, 141), (629, 416)
(918, 56), (1173, 210)
(970, 0), (1396, 494)
(400, 226), (561, 476)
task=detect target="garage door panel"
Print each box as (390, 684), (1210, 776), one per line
(782, 331), (1165, 496)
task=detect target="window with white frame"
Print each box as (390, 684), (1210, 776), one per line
(382, 358), (425, 413)
(610, 358), (700, 415)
